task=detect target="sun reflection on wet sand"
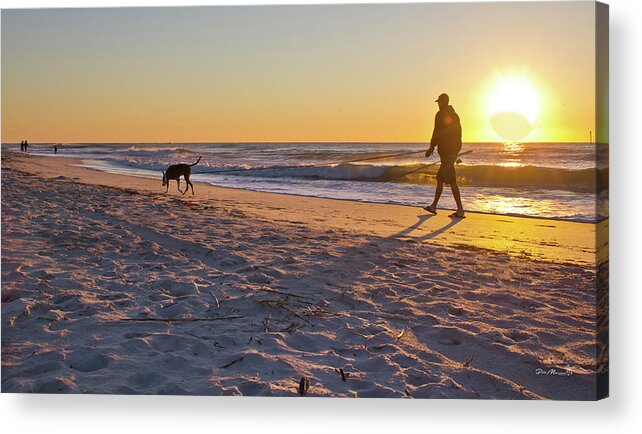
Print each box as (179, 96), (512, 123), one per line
(496, 161), (524, 167)
(468, 194), (565, 218)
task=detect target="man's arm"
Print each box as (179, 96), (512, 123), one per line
(426, 112), (440, 157)
(425, 145), (435, 158)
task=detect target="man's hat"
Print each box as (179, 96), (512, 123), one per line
(435, 93), (449, 104)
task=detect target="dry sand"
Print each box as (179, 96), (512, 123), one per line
(2, 152), (602, 399)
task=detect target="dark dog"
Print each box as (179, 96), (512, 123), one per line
(162, 156), (201, 195)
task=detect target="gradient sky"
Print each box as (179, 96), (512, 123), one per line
(2, 2), (597, 143)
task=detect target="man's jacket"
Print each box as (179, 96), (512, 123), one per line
(431, 105), (462, 156)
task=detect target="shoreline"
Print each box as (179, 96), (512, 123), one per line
(2, 151), (600, 267)
(75, 158), (597, 224)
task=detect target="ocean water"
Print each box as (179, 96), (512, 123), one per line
(4, 142), (607, 222)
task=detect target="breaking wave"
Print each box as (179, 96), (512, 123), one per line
(194, 163), (604, 193)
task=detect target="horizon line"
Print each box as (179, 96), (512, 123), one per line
(1, 140), (601, 145)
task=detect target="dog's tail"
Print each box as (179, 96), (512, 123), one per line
(190, 156), (202, 167)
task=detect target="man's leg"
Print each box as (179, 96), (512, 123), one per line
(425, 179), (443, 214)
(449, 182), (465, 217)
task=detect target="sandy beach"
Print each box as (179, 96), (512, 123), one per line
(2, 152), (603, 399)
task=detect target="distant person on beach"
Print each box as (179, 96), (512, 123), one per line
(54, 145), (58, 154)
(424, 93), (465, 218)
(24, 140), (28, 153)
(20, 141), (24, 152)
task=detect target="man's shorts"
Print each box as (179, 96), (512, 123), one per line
(436, 154), (458, 185)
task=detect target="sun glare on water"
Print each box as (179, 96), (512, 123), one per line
(487, 75), (541, 142)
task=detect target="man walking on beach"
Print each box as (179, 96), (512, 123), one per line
(424, 93), (465, 218)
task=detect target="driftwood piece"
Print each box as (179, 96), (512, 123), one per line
(219, 356), (245, 369)
(298, 376), (310, 396)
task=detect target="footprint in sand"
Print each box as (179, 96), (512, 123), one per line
(237, 380), (270, 396)
(149, 334), (190, 352)
(403, 368), (441, 387)
(437, 337), (461, 346)
(432, 327), (467, 346)
(65, 349), (111, 372)
(128, 371), (169, 389)
(246, 272), (272, 284)
(154, 280), (199, 297)
(506, 331), (531, 342)
(52, 293), (86, 309)
(22, 361), (65, 377)
(447, 306), (466, 317)
(118, 337), (154, 355)
(34, 378), (74, 393)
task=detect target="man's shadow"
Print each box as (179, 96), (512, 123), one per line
(391, 213), (463, 241)
(418, 216), (463, 241)
(392, 214), (434, 238)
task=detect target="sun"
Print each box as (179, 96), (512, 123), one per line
(487, 76), (541, 142)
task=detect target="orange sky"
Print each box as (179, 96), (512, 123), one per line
(2, 2), (599, 143)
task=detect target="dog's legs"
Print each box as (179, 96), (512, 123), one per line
(177, 179), (182, 194)
(185, 175), (194, 195)
(180, 176), (188, 195)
